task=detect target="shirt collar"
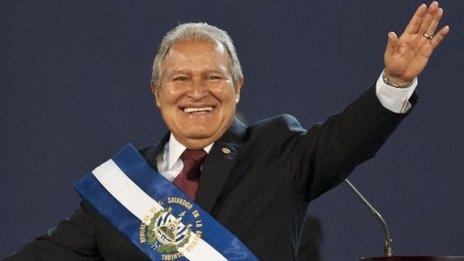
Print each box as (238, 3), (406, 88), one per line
(167, 133), (213, 169)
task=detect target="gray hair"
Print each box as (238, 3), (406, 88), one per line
(151, 22), (243, 87)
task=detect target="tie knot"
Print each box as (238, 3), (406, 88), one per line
(180, 149), (207, 164)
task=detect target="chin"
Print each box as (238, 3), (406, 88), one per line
(174, 123), (211, 136)
(184, 129), (216, 140)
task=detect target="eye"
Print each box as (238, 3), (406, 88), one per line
(208, 75), (222, 80)
(173, 76), (189, 81)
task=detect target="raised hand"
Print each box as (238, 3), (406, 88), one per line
(384, 1), (450, 87)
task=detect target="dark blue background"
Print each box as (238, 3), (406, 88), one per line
(1, 1), (463, 259)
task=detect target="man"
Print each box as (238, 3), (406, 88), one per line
(7, 2), (448, 260)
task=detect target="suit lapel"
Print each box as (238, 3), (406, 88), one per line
(140, 132), (170, 171)
(196, 118), (247, 213)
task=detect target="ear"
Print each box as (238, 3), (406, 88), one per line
(234, 77), (244, 103)
(234, 77), (244, 96)
(150, 82), (161, 108)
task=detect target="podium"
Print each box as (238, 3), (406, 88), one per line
(360, 256), (464, 261)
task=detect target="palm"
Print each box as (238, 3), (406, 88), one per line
(387, 34), (430, 80)
(384, 2), (449, 85)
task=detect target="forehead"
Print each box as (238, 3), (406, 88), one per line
(162, 40), (230, 72)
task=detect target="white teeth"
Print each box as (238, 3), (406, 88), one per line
(183, 107), (214, 114)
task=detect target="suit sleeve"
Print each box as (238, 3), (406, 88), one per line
(277, 85), (418, 201)
(5, 201), (101, 260)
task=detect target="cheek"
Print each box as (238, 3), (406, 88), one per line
(210, 83), (236, 104)
(158, 86), (184, 107)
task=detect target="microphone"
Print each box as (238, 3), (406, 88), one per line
(344, 179), (393, 257)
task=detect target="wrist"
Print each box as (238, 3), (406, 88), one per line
(382, 70), (413, 88)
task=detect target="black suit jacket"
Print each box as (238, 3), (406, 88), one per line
(6, 86), (416, 260)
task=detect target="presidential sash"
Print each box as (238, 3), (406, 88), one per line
(74, 144), (257, 261)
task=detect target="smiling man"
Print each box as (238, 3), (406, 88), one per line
(153, 38), (243, 150)
(7, 2), (449, 260)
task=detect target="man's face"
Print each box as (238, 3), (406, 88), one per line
(152, 40), (243, 149)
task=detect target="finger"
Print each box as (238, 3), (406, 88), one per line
(431, 25), (450, 49)
(385, 32), (399, 56)
(418, 1), (440, 33)
(425, 8), (443, 36)
(404, 4), (427, 34)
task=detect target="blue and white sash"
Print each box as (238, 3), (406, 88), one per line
(74, 144), (257, 261)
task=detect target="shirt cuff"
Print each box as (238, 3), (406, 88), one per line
(375, 71), (417, 114)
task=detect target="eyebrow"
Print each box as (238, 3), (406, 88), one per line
(166, 70), (189, 77)
(203, 70), (228, 75)
(165, 69), (228, 78)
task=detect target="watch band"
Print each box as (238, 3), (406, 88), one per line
(382, 72), (413, 88)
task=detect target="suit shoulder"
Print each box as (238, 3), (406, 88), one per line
(247, 114), (307, 138)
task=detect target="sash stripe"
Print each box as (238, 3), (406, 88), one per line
(93, 160), (163, 222)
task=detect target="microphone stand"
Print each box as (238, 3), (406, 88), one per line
(344, 179), (393, 257)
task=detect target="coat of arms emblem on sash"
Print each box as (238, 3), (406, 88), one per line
(139, 197), (203, 260)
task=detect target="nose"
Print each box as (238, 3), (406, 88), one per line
(186, 78), (208, 100)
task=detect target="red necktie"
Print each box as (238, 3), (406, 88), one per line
(173, 149), (207, 200)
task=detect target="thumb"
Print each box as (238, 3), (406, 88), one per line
(385, 32), (398, 56)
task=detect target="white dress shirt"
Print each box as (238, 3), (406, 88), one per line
(156, 134), (213, 182)
(156, 72), (417, 181)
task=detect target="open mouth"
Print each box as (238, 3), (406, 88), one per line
(180, 106), (215, 114)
